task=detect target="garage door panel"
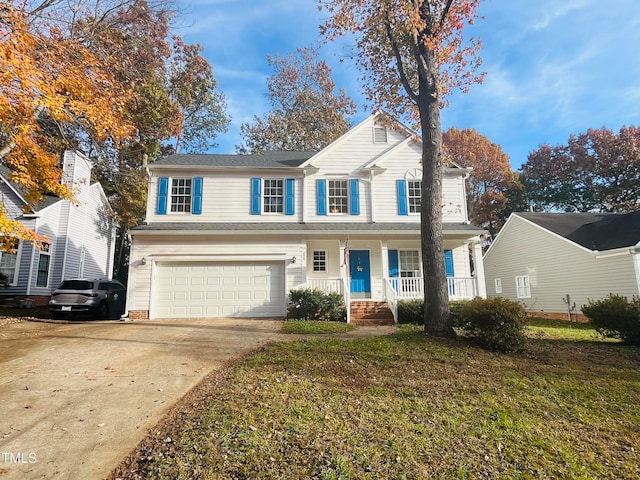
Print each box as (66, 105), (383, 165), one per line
(153, 261), (285, 319)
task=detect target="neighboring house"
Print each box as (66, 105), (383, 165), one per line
(483, 212), (640, 320)
(127, 112), (487, 321)
(0, 151), (117, 306)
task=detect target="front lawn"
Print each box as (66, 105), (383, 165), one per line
(112, 320), (640, 479)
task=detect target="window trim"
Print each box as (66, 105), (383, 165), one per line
(515, 275), (531, 299)
(0, 240), (20, 287)
(398, 249), (421, 278)
(36, 242), (51, 288)
(495, 278), (502, 294)
(262, 178), (284, 214)
(328, 179), (349, 214)
(170, 177), (193, 213)
(407, 179), (421, 214)
(312, 250), (327, 273)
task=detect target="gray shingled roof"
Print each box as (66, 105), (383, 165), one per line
(0, 164), (61, 212)
(131, 222), (484, 235)
(152, 151), (317, 169)
(517, 211), (640, 251)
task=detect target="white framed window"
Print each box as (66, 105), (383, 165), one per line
(312, 250), (327, 272)
(494, 278), (502, 294)
(0, 239), (19, 286)
(373, 126), (388, 143)
(515, 275), (531, 298)
(170, 178), (192, 213)
(328, 179), (348, 214)
(407, 180), (421, 213)
(399, 250), (420, 277)
(36, 242), (51, 288)
(263, 179), (284, 213)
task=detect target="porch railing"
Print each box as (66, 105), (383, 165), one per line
(387, 276), (478, 301)
(384, 278), (399, 323)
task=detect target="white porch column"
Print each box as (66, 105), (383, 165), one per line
(380, 240), (389, 279)
(472, 241), (487, 298)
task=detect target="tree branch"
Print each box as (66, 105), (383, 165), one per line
(384, 11), (419, 104)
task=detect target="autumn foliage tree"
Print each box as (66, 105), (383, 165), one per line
(0, 4), (135, 245)
(320, 0), (484, 337)
(2, 1), (228, 274)
(237, 46), (356, 153)
(521, 126), (640, 213)
(443, 128), (521, 236)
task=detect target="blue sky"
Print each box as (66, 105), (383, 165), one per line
(175, 0), (640, 169)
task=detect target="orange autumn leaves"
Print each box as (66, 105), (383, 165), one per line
(0, 5), (135, 246)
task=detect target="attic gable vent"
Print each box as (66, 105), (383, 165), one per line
(373, 126), (388, 143)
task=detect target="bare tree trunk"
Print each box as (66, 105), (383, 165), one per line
(418, 48), (454, 338)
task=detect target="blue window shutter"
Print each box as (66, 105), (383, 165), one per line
(349, 179), (360, 215)
(388, 250), (399, 278)
(444, 250), (454, 277)
(192, 177), (203, 214)
(156, 177), (168, 215)
(396, 180), (408, 215)
(285, 178), (295, 215)
(250, 178), (261, 215)
(316, 179), (327, 216)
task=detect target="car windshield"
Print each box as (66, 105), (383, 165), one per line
(59, 280), (94, 290)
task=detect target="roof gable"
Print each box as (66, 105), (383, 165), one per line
(517, 212), (640, 251)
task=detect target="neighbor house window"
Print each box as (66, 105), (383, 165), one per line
(263, 179), (284, 213)
(312, 250), (327, 272)
(171, 178), (192, 212)
(0, 239), (19, 285)
(36, 243), (51, 287)
(495, 278), (502, 294)
(407, 180), (421, 213)
(328, 180), (349, 214)
(515, 275), (531, 298)
(399, 250), (420, 277)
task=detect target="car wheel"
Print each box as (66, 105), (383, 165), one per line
(96, 302), (109, 320)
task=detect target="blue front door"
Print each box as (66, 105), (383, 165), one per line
(349, 250), (371, 295)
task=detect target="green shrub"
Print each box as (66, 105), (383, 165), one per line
(397, 299), (423, 324)
(582, 294), (640, 345)
(287, 288), (346, 322)
(457, 297), (527, 353)
(449, 300), (469, 328)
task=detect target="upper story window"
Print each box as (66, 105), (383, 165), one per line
(373, 126), (388, 143)
(407, 180), (421, 214)
(263, 179), (284, 213)
(397, 168), (423, 216)
(316, 178), (360, 216)
(156, 177), (203, 215)
(328, 180), (349, 214)
(251, 178), (295, 215)
(171, 178), (192, 213)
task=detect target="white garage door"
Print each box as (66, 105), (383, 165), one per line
(153, 261), (286, 319)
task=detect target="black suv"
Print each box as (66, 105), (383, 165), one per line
(49, 279), (126, 320)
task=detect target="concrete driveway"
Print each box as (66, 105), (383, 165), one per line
(0, 318), (288, 479)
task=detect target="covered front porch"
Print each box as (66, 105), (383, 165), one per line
(302, 235), (486, 323)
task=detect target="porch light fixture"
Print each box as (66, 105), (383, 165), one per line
(141, 257), (147, 265)
(291, 256), (297, 264)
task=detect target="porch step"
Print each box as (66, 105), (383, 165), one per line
(350, 301), (394, 326)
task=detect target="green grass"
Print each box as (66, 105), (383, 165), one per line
(526, 316), (615, 342)
(281, 319), (356, 335)
(113, 320), (640, 480)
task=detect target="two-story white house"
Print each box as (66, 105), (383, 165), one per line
(126, 113), (487, 321)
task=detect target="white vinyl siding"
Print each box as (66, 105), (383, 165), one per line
(484, 214), (640, 315)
